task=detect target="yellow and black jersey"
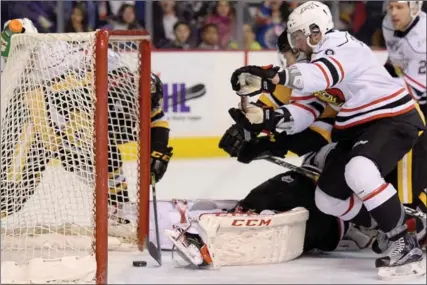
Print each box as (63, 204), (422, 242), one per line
(150, 73), (170, 149)
(150, 103), (170, 149)
(256, 85), (337, 156)
(151, 104), (169, 130)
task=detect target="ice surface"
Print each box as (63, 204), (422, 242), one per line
(3, 156), (426, 283)
(108, 250), (426, 284)
(109, 157), (426, 284)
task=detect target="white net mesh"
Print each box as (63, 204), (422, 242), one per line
(1, 31), (149, 283)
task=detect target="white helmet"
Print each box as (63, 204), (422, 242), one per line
(3, 18), (38, 34)
(286, 1), (334, 48)
(384, 1), (423, 20)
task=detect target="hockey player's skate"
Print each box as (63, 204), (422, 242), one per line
(405, 207), (426, 250)
(376, 231), (425, 280)
(164, 224), (213, 268)
(372, 208), (426, 254)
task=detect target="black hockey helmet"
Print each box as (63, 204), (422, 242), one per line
(276, 27), (298, 54)
(151, 73), (164, 109)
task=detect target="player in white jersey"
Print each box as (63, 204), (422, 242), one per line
(229, 1), (425, 280)
(381, 1), (427, 215)
(0, 19), (173, 223)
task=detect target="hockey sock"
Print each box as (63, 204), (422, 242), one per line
(350, 205), (372, 228)
(369, 193), (407, 241)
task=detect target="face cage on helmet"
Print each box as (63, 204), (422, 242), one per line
(287, 24), (322, 50)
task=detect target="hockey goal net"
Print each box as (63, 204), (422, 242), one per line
(1, 30), (151, 284)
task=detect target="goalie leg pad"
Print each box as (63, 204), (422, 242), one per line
(164, 226), (213, 268)
(197, 208), (309, 267)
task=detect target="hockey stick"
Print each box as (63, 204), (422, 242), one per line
(167, 83), (206, 108)
(147, 173), (162, 266)
(262, 156), (320, 181)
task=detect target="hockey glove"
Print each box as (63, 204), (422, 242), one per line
(151, 146), (173, 182)
(237, 136), (288, 164)
(228, 104), (293, 133)
(219, 124), (257, 157)
(230, 65), (280, 97)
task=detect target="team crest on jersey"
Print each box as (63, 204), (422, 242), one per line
(313, 88), (345, 107)
(386, 40), (400, 52)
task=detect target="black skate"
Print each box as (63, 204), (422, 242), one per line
(404, 206), (426, 250)
(375, 231), (425, 280)
(372, 208), (426, 254)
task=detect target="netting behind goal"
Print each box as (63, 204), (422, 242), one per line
(0, 30), (151, 284)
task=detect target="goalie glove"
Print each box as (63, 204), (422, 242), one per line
(230, 65), (279, 97)
(228, 104), (294, 134)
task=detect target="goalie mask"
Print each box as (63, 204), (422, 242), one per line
(286, 1), (334, 49)
(151, 73), (164, 109)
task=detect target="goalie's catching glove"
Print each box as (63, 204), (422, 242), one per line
(151, 146), (173, 182)
(230, 65), (280, 97)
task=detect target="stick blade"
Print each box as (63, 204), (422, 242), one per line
(148, 241), (162, 266)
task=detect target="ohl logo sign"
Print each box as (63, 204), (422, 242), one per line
(162, 83), (191, 113)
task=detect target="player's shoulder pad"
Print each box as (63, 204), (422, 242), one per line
(382, 14), (394, 32)
(409, 12), (426, 53)
(312, 30), (359, 59)
(382, 14), (394, 41)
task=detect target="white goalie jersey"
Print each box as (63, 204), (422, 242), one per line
(382, 12), (426, 106)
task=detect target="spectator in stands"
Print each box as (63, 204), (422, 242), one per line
(5, 1), (56, 32)
(102, 3), (143, 30)
(153, 0), (184, 48)
(254, 0), (290, 48)
(63, 1), (97, 31)
(205, 0), (236, 49)
(229, 24), (262, 50)
(66, 4), (90, 33)
(96, 1), (114, 28)
(160, 21), (192, 49)
(177, 1), (214, 30)
(352, 1), (384, 47)
(198, 23), (220, 49)
(109, 0), (135, 16)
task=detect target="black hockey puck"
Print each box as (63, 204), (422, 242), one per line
(133, 260), (147, 267)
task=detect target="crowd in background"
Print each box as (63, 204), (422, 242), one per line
(2, 1), (427, 50)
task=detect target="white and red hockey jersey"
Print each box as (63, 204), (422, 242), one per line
(382, 12), (426, 107)
(283, 30), (416, 132)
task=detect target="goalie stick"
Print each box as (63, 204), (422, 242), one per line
(147, 173), (162, 266)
